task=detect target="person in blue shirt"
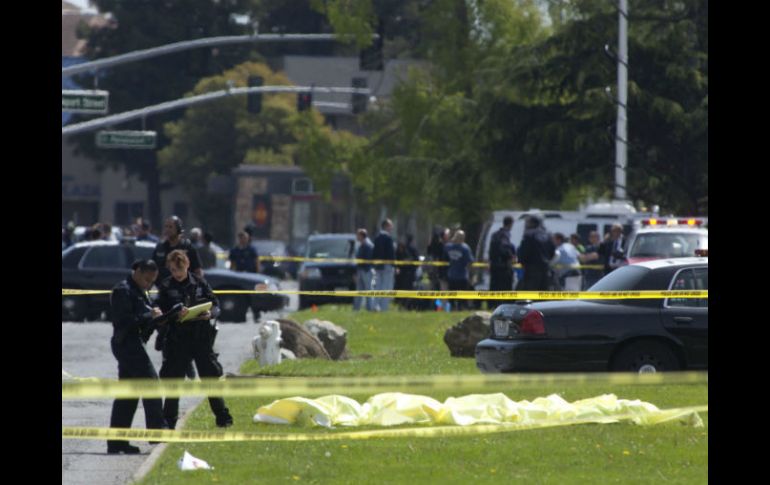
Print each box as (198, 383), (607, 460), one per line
(372, 219), (396, 311)
(353, 228), (375, 311)
(228, 231), (260, 273)
(443, 230), (474, 311)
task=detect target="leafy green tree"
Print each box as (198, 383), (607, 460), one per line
(158, 61), (364, 242)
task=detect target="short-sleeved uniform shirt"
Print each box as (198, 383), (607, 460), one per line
(229, 244), (259, 273)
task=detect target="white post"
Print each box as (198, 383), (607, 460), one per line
(614, 0), (629, 201)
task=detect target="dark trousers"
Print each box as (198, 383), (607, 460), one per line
(159, 323), (228, 425)
(489, 266), (514, 309)
(109, 339), (167, 445)
(516, 265), (554, 292)
(448, 279), (470, 311)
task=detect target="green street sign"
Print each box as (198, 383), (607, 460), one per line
(96, 130), (157, 149)
(62, 90), (109, 114)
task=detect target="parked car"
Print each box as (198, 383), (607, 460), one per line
(251, 239), (291, 279)
(297, 233), (356, 309)
(475, 257), (708, 373)
(62, 240), (288, 322)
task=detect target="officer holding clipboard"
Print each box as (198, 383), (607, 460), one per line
(156, 249), (233, 429)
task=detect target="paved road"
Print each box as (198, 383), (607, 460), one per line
(62, 281), (298, 485)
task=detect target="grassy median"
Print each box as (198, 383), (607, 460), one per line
(137, 305), (708, 485)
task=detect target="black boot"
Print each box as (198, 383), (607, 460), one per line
(215, 409), (233, 428)
(107, 441), (141, 454)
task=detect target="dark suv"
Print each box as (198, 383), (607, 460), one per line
(297, 233), (356, 309)
(62, 240), (288, 322)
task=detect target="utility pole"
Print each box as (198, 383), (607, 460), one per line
(614, 0), (629, 201)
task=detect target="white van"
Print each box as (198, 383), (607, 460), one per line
(473, 202), (648, 290)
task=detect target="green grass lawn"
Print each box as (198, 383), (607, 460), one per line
(137, 305), (708, 484)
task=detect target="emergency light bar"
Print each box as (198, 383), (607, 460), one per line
(641, 218), (704, 227)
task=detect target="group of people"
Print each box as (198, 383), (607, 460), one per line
(490, 215), (629, 292)
(106, 215), (232, 455)
(353, 219), (477, 312)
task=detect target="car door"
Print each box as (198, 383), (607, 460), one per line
(660, 266), (708, 368)
(79, 245), (132, 290)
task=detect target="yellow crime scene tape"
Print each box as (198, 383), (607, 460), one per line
(62, 372), (708, 399)
(61, 288), (708, 299)
(62, 404), (708, 442)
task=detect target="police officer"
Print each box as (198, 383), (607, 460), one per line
(107, 259), (168, 454)
(488, 215), (517, 292)
(151, 215), (202, 379)
(516, 215), (557, 291)
(151, 215), (203, 281)
(157, 249), (233, 429)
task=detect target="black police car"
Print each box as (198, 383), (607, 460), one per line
(476, 257), (708, 373)
(297, 233), (356, 309)
(62, 240), (288, 322)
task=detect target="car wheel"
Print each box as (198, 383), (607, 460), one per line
(218, 294), (247, 323)
(62, 295), (87, 322)
(611, 341), (681, 373)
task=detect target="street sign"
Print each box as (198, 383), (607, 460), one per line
(62, 90), (109, 114)
(96, 130), (157, 149)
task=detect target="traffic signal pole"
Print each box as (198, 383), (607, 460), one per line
(61, 85), (371, 135)
(61, 33), (376, 77)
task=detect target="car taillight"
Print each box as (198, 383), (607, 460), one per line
(520, 310), (545, 335)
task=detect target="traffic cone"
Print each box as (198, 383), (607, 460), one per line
(311, 304), (318, 313)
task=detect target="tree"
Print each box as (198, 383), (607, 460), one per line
(158, 61), (364, 242)
(67, 0), (255, 230)
(480, 0), (708, 214)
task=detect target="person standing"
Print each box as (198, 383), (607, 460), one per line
(579, 231), (603, 288)
(516, 216), (557, 291)
(598, 223), (628, 275)
(106, 259), (168, 454)
(395, 234), (420, 309)
(552, 233), (582, 291)
(151, 216), (202, 281)
(353, 228), (375, 312)
(488, 216), (517, 292)
(443, 230), (474, 311)
(426, 227), (449, 291)
(198, 232), (218, 270)
(228, 231), (260, 273)
(136, 220), (159, 243)
(157, 250), (233, 429)
(372, 219), (396, 311)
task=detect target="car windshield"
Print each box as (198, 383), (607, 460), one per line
(588, 265), (650, 291)
(629, 233), (707, 258)
(307, 239), (354, 259)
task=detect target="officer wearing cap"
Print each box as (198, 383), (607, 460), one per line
(106, 259), (168, 454)
(157, 249), (233, 429)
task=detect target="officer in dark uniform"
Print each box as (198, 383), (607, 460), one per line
(157, 249), (233, 429)
(107, 259), (168, 454)
(151, 215), (203, 281)
(516, 215), (557, 291)
(151, 215), (202, 379)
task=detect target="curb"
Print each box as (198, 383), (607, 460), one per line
(129, 397), (202, 483)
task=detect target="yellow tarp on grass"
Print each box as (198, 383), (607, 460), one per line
(253, 393), (704, 428)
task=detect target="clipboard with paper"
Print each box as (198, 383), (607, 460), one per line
(179, 302), (213, 322)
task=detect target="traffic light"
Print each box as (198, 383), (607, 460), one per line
(352, 77), (368, 115)
(297, 91), (313, 112)
(359, 20), (384, 71)
(247, 75), (263, 114)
